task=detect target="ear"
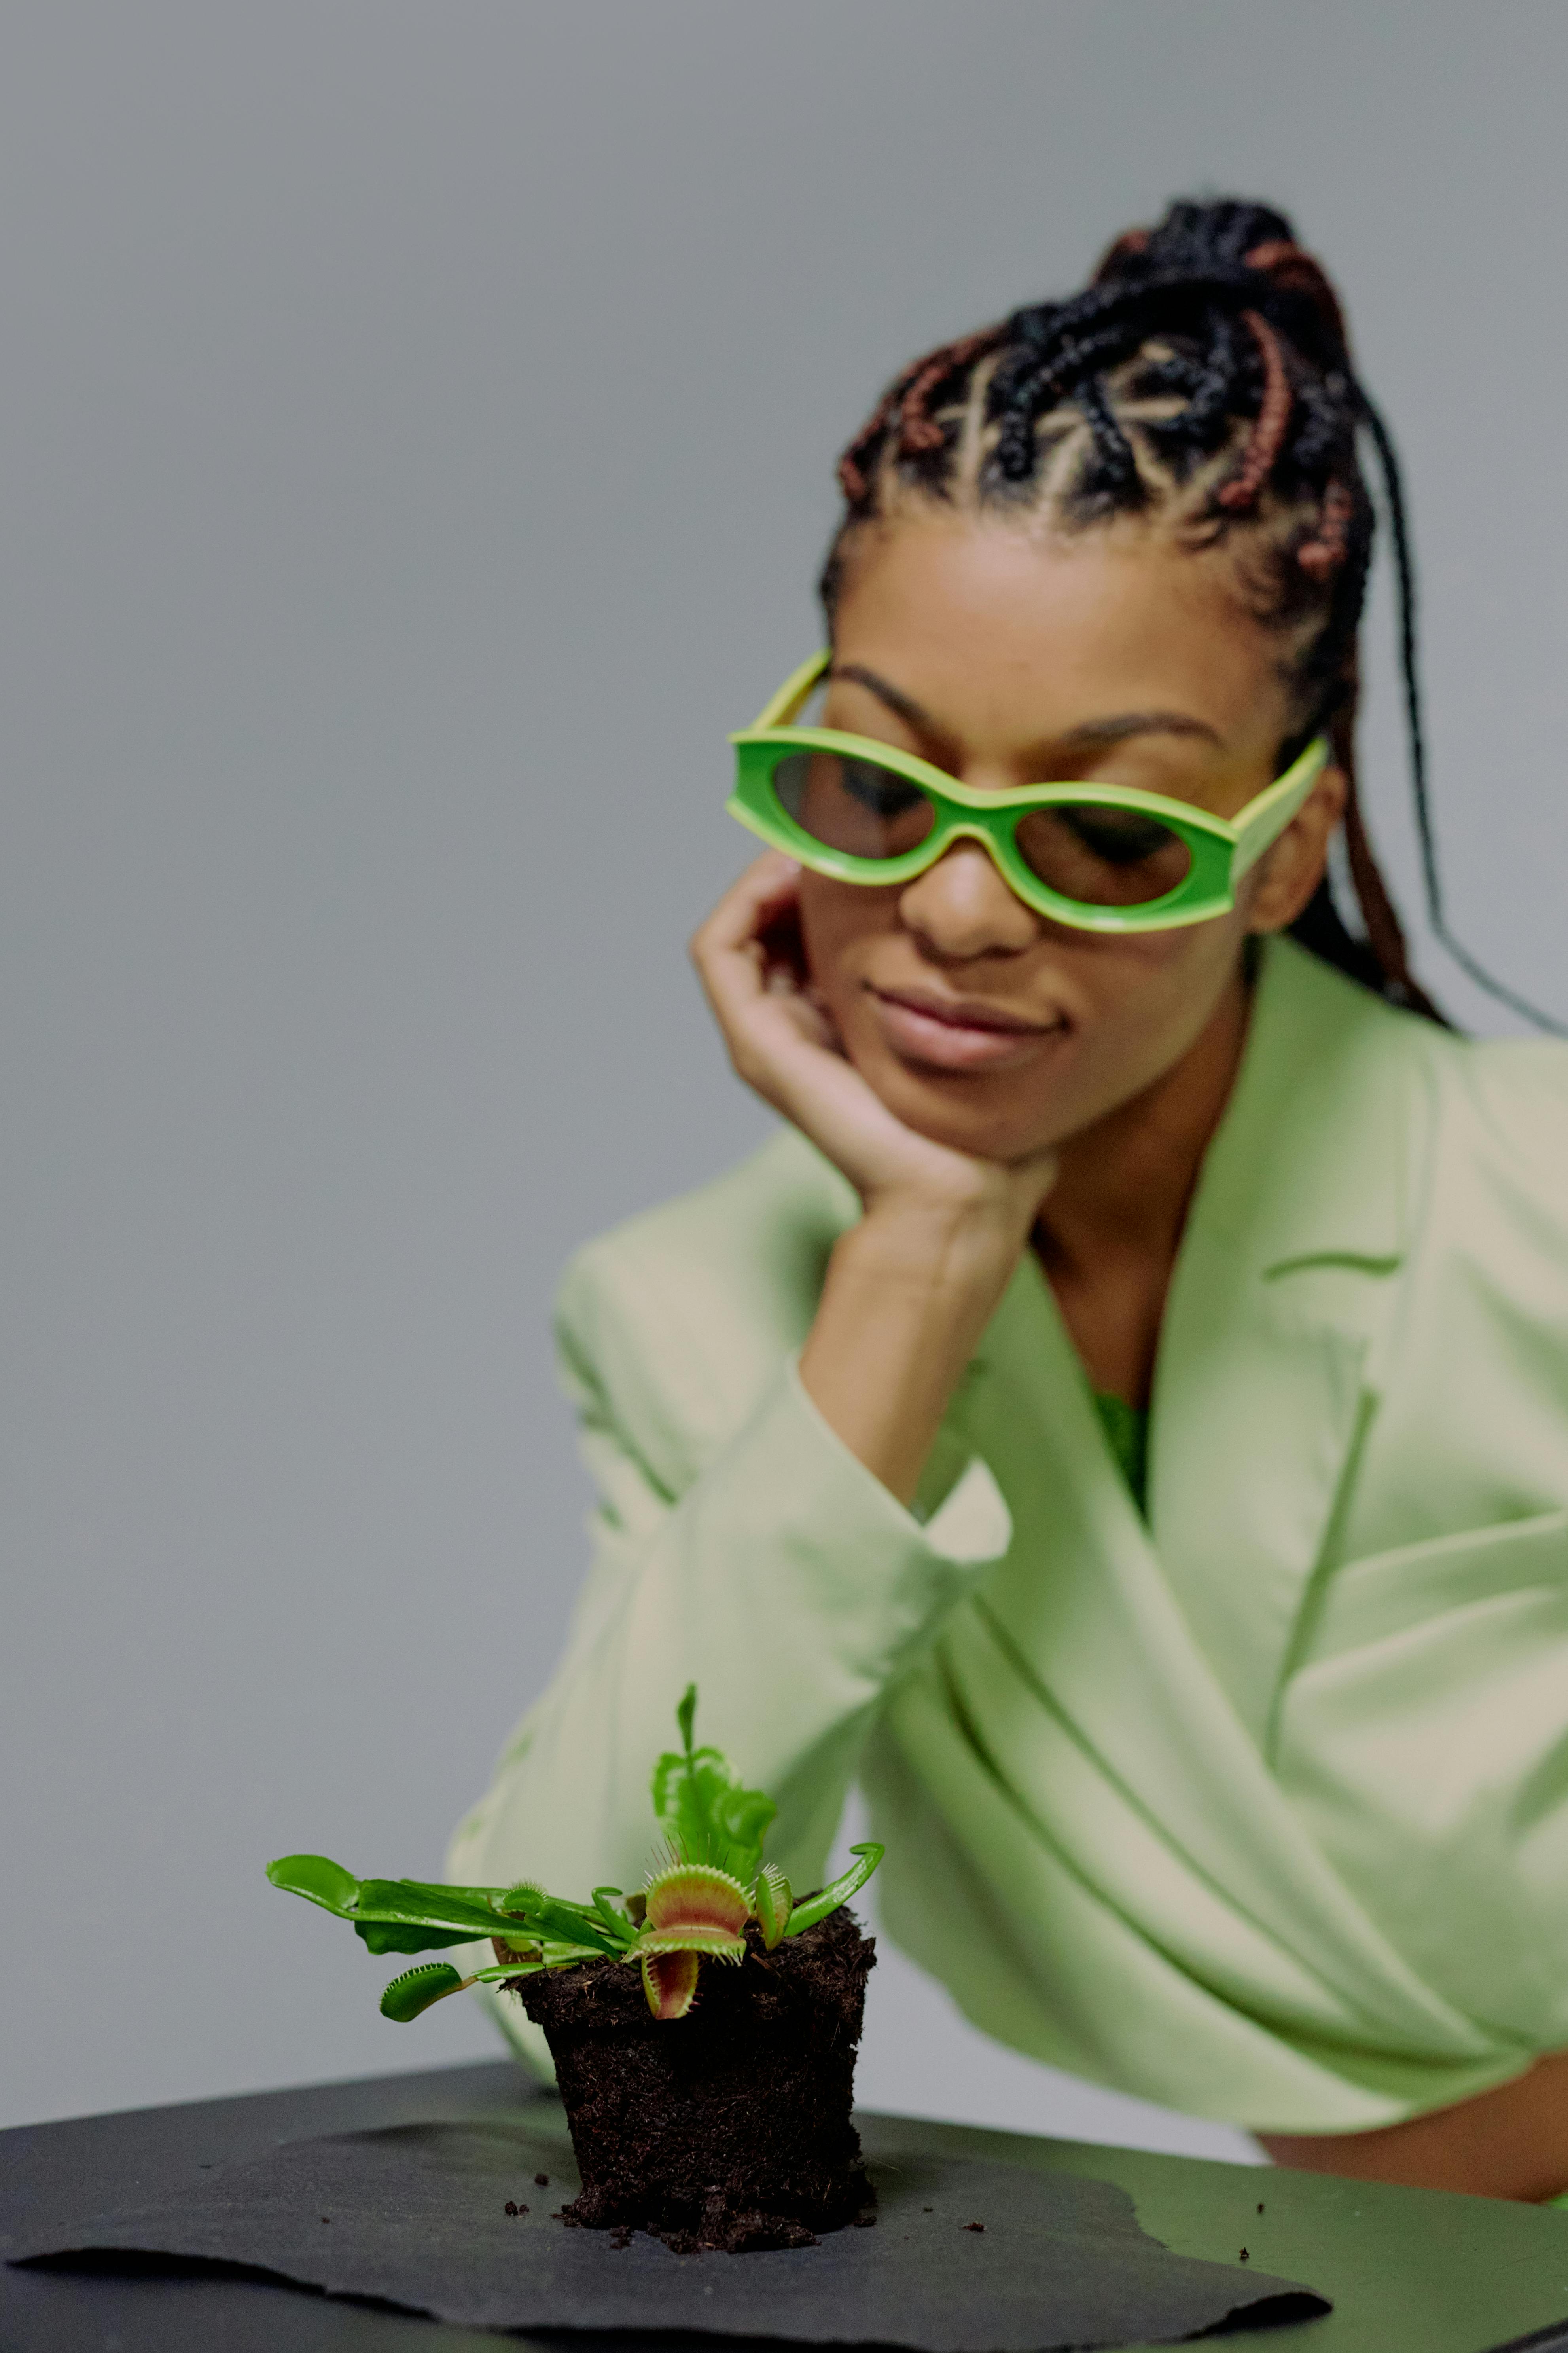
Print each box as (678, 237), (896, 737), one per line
(1244, 764), (1350, 933)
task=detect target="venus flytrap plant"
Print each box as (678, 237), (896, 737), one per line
(268, 1687), (882, 2024)
(754, 1863), (793, 1950)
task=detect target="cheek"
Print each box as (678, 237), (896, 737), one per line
(1085, 913), (1240, 1028)
(796, 875), (899, 995)
(1070, 914), (1250, 1097)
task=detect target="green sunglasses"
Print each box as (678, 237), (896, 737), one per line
(729, 651), (1331, 935)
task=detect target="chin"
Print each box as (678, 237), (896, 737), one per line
(869, 1055), (1070, 1162)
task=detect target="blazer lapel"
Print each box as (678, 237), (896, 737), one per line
(937, 1159), (1492, 2057)
(1149, 942), (1417, 1747)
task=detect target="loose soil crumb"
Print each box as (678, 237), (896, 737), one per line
(964, 2221), (985, 2233)
(513, 1906), (875, 2253)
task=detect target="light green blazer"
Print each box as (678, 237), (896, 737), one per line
(449, 937), (1568, 2133)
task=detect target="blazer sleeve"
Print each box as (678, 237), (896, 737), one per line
(445, 1225), (1011, 2066)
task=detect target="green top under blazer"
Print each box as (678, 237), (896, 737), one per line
(449, 937), (1568, 2133)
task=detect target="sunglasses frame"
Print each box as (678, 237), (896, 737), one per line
(729, 651), (1332, 935)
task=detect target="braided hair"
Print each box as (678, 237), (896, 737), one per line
(824, 197), (1560, 1033)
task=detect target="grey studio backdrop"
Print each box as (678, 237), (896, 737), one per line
(6, 1), (1567, 2154)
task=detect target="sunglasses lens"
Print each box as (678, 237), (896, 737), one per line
(773, 750), (937, 862)
(1013, 803), (1191, 907)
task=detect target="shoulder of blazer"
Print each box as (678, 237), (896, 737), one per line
(1189, 940), (1568, 1278)
(1416, 1008), (1568, 1320)
(552, 1127), (861, 1485)
(1239, 942), (1568, 1347)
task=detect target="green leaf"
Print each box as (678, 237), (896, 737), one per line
(353, 1919), (475, 1956)
(784, 1843), (884, 1936)
(267, 1854), (361, 1916)
(590, 1888), (642, 1948)
(496, 1888), (626, 1958)
(536, 1937), (621, 1966)
(354, 1879), (513, 1938)
(387, 1876), (530, 1916)
(268, 1856), (637, 1970)
(380, 1964), (469, 2021)
(649, 1691), (777, 1883)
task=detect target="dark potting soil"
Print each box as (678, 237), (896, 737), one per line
(511, 1905), (875, 2254)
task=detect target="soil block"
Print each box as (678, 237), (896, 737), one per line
(511, 1906), (875, 2252)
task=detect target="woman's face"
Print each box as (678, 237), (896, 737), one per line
(798, 512), (1343, 1164)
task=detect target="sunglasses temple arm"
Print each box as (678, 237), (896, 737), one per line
(1229, 741), (1331, 881)
(751, 649), (832, 731)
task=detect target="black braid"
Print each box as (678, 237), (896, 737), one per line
(824, 196), (1563, 1033)
(1358, 400), (1566, 1033)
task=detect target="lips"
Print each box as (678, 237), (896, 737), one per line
(876, 986), (1055, 1035)
(868, 985), (1067, 1072)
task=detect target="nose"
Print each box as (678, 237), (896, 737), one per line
(897, 838), (1040, 962)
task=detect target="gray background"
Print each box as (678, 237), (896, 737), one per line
(6, 0), (1566, 2160)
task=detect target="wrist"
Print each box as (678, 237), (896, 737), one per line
(832, 1195), (1030, 1308)
(846, 1189), (1034, 1288)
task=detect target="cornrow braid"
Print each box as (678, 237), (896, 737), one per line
(836, 326), (1005, 507)
(822, 195), (1564, 1033)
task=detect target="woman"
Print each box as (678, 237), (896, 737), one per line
(450, 201), (1568, 2200)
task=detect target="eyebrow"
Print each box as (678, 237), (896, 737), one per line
(831, 662), (1225, 752)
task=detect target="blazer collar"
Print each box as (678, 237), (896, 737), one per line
(1177, 936), (1415, 1282)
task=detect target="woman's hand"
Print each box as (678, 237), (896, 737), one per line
(690, 853), (1055, 1237)
(692, 853), (1057, 1504)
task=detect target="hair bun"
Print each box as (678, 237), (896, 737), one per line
(1094, 198), (1295, 281)
(1093, 196), (1350, 360)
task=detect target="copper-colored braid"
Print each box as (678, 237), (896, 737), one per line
(1243, 238), (1350, 353)
(1297, 479), (1354, 581)
(1217, 311), (1292, 511)
(896, 326), (1005, 457)
(837, 363), (924, 506)
(836, 328), (1004, 504)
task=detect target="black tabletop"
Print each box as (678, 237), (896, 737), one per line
(5, 2059), (1568, 2353)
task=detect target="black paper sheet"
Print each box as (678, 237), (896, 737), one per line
(6, 2114), (1329, 2348)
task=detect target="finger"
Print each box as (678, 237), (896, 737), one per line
(690, 851), (802, 966)
(691, 858), (807, 1030)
